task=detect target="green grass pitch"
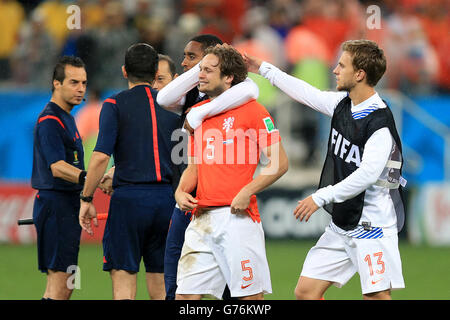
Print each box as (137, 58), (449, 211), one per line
(1, 240), (449, 300)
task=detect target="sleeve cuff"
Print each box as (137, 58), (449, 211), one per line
(259, 61), (277, 78)
(312, 185), (334, 207)
(185, 108), (204, 130)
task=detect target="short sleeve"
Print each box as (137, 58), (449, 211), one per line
(94, 100), (119, 156)
(36, 119), (66, 168)
(252, 105), (281, 149)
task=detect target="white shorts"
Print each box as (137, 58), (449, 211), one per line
(300, 226), (405, 295)
(176, 206), (272, 299)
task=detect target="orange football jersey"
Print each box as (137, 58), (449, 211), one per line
(189, 98), (281, 222)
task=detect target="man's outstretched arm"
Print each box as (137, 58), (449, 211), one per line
(185, 77), (259, 131)
(244, 53), (346, 117)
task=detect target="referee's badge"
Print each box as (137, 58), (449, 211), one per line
(73, 151), (80, 165)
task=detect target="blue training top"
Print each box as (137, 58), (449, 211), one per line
(94, 84), (180, 188)
(31, 102), (84, 191)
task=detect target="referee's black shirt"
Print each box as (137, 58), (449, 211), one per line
(94, 84), (180, 188)
(31, 102), (84, 191)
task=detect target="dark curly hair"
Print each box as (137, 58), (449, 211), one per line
(204, 46), (247, 86)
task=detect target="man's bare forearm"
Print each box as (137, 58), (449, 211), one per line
(176, 161), (198, 194)
(50, 160), (83, 184)
(242, 142), (288, 196)
(82, 151), (111, 197)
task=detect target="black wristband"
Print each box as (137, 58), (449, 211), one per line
(80, 191), (93, 203)
(78, 170), (87, 185)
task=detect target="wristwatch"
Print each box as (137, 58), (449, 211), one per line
(80, 191), (93, 203)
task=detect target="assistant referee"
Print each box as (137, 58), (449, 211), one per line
(31, 56), (88, 300)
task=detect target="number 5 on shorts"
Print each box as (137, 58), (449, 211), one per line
(241, 259), (253, 281)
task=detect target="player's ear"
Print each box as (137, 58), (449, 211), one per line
(355, 69), (366, 83)
(122, 65), (128, 79)
(224, 74), (234, 86)
(52, 79), (61, 91)
(173, 73), (179, 79)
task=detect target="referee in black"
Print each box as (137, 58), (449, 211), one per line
(79, 43), (180, 300)
(31, 56), (87, 300)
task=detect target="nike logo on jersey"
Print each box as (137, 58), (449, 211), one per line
(241, 283), (253, 289)
(331, 128), (361, 167)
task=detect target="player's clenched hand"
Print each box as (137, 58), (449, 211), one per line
(243, 53), (263, 74)
(231, 189), (251, 215)
(175, 190), (198, 212)
(293, 195), (319, 222)
(79, 201), (98, 236)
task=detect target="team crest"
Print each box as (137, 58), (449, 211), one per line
(223, 116), (235, 132)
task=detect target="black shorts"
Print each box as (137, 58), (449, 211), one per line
(33, 190), (81, 273)
(102, 184), (175, 273)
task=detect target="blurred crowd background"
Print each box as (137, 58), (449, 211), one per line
(0, 0), (448, 245)
(0, 0), (448, 93)
(0, 0), (448, 170)
(0, 0), (448, 174)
